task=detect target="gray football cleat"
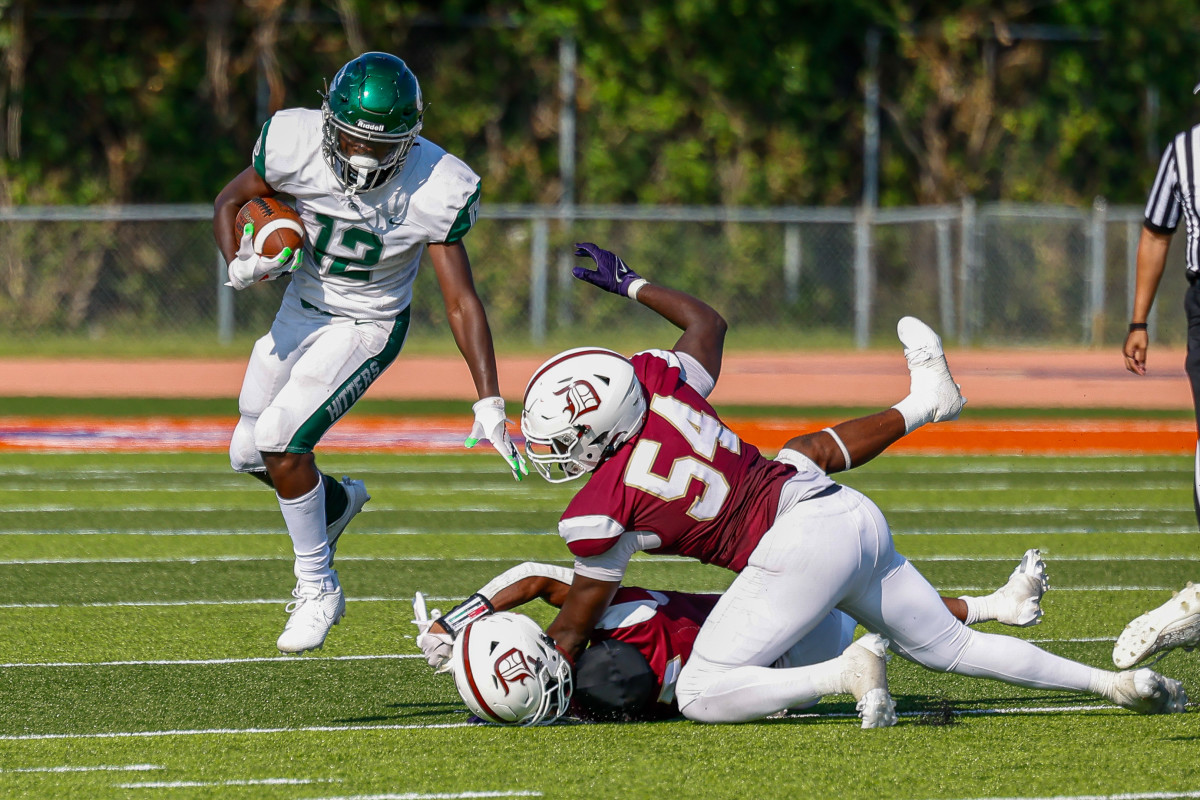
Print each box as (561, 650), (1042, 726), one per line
(992, 548), (1049, 627)
(1110, 668), (1188, 714)
(1113, 582), (1200, 669)
(840, 633), (898, 729)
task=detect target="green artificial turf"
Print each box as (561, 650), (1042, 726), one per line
(0, 450), (1196, 799)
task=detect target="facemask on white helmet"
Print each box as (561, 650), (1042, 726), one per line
(520, 347), (648, 483)
(450, 612), (573, 726)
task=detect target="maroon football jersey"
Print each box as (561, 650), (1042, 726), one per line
(559, 350), (796, 571)
(588, 586), (720, 707)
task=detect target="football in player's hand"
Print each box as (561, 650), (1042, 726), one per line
(235, 197), (305, 259)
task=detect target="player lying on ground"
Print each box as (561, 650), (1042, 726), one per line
(1114, 581), (1200, 668)
(521, 243), (1188, 724)
(413, 550), (1049, 723)
(212, 52), (525, 655)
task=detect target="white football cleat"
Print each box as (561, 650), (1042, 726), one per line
(992, 548), (1049, 627)
(1110, 668), (1188, 714)
(277, 572), (346, 654)
(840, 633), (898, 729)
(897, 316), (965, 425)
(1113, 582), (1200, 669)
(327, 477), (370, 563)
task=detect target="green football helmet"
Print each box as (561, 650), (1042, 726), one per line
(321, 52), (424, 194)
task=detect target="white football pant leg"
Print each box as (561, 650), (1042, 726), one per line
(843, 554), (1109, 693)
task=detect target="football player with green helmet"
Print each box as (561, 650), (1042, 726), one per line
(213, 52), (527, 656)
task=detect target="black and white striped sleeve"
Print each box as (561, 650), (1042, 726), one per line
(1144, 140), (1181, 235)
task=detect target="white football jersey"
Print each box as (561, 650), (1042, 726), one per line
(251, 108), (481, 320)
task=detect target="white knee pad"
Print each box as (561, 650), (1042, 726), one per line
(229, 416), (264, 473)
(674, 660), (709, 719)
(253, 405), (295, 455)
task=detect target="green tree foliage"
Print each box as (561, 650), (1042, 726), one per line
(0, 0), (1197, 206)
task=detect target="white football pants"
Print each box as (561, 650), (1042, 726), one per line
(676, 482), (1112, 723)
(229, 297), (408, 470)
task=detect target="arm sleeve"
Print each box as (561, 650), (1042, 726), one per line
(1144, 140), (1181, 235)
(633, 348), (716, 398)
(573, 530), (662, 582)
(476, 562), (575, 601)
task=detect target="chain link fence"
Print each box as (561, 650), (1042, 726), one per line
(0, 202), (1183, 351)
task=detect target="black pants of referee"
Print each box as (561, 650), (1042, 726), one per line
(1186, 278), (1200, 529)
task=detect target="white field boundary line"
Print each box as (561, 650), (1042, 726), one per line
(0, 588), (1178, 612)
(0, 703), (1161, 742)
(0, 764), (162, 774)
(0, 554), (1194, 566)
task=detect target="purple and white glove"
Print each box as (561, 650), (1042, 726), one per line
(572, 242), (649, 299)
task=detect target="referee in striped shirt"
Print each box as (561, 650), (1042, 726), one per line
(1124, 83), (1200, 527)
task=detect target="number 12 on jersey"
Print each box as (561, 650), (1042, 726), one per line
(622, 395), (740, 521)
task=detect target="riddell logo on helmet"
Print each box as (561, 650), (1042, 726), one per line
(554, 381), (600, 422)
(355, 120), (386, 132)
(494, 648), (535, 695)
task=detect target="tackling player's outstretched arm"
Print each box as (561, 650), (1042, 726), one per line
(571, 243), (727, 383)
(546, 575), (622, 662)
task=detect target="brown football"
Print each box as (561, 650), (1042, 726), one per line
(234, 197), (305, 258)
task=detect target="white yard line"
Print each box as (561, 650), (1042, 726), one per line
(121, 777), (330, 789)
(300, 793), (542, 800)
(0, 764), (161, 774)
(0, 721), (474, 741)
(0, 527), (1196, 538)
(0, 654), (418, 668)
(0, 702), (1150, 742)
(0, 554), (1192, 566)
(931, 793), (1200, 800)
(0, 586), (1179, 612)
(301, 793), (542, 800)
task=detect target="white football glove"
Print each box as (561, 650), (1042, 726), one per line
(412, 592), (454, 674)
(225, 222), (303, 290)
(465, 396), (528, 481)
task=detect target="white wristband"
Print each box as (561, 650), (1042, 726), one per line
(823, 427), (852, 470)
(626, 278), (649, 300)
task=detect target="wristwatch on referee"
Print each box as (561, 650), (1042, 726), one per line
(1128, 321), (1148, 333)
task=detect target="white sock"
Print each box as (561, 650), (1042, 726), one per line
(278, 481), (332, 585)
(960, 593), (996, 625)
(891, 393), (931, 434)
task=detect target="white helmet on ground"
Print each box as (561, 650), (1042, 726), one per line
(520, 347), (647, 483)
(450, 612), (573, 726)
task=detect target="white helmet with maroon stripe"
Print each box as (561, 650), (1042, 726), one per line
(450, 612), (573, 725)
(521, 347), (647, 483)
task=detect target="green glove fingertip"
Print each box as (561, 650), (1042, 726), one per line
(243, 222), (254, 236)
(464, 437), (479, 448)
